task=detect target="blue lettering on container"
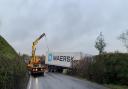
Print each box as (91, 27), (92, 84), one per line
(48, 53), (53, 62)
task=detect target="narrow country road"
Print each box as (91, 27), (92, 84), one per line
(27, 73), (108, 89)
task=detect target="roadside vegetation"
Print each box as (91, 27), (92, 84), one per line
(0, 35), (28, 89)
(105, 84), (128, 89)
(68, 53), (128, 89)
(68, 31), (128, 89)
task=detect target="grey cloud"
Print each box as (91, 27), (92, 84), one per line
(1, 0), (128, 55)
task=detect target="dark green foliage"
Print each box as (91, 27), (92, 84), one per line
(69, 53), (128, 86)
(91, 53), (128, 85)
(0, 35), (28, 89)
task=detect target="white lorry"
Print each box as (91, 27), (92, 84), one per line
(45, 52), (81, 72)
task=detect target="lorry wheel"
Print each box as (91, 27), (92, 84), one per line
(49, 69), (51, 72)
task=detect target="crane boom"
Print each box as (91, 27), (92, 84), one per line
(32, 33), (46, 63)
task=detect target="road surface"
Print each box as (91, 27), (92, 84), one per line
(27, 73), (108, 89)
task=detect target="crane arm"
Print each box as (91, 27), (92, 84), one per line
(32, 33), (46, 62)
(33, 33), (46, 45)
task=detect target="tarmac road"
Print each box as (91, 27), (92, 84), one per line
(27, 73), (108, 89)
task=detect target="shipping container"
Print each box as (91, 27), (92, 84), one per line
(45, 52), (81, 68)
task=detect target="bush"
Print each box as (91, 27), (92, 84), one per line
(0, 54), (28, 89)
(92, 53), (128, 85)
(70, 53), (128, 86)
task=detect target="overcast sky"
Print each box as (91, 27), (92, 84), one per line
(0, 0), (128, 55)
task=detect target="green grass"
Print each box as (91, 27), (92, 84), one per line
(0, 35), (17, 60)
(105, 84), (128, 89)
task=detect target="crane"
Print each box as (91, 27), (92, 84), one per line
(30, 33), (46, 64)
(27, 33), (47, 76)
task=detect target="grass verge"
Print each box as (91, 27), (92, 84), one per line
(104, 84), (128, 89)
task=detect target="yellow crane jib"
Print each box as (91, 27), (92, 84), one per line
(31, 33), (46, 64)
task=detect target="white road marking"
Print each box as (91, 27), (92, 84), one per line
(27, 76), (32, 89)
(35, 77), (39, 89)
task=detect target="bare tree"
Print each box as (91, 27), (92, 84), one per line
(119, 30), (128, 52)
(95, 32), (106, 54)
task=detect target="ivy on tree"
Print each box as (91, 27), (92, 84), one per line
(95, 32), (106, 54)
